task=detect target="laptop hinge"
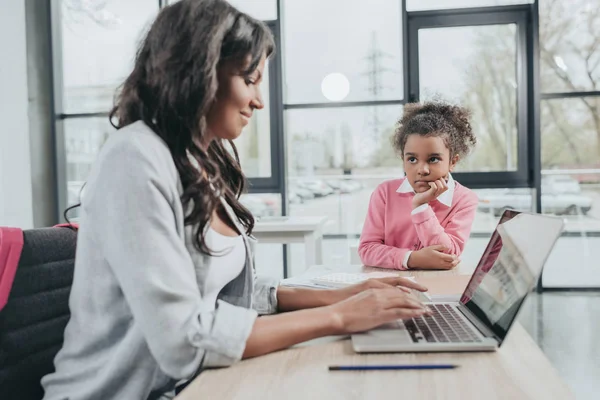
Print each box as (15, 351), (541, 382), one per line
(457, 304), (500, 344)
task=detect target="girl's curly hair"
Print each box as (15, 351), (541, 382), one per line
(393, 101), (476, 159)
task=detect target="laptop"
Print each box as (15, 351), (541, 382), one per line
(352, 210), (564, 353)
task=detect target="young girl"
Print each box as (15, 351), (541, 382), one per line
(359, 101), (478, 270)
(41, 2), (429, 399)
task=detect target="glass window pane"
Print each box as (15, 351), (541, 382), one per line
(541, 97), (600, 171)
(407, 0), (533, 11)
(234, 62), (272, 178)
(418, 24), (518, 172)
(286, 105), (404, 237)
(285, 105), (403, 179)
(61, 0), (159, 113)
(227, 0), (276, 20)
(282, 0), (403, 104)
(241, 193), (282, 220)
(539, 0), (600, 93)
(64, 117), (115, 216)
(540, 97), (600, 287)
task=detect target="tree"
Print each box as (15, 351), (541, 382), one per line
(538, 0), (600, 165)
(340, 122), (355, 173)
(62, 0), (122, 29)
(370, 127), (399, 168)
(459, 0), (600, 171)
(461, 25), (517, 171)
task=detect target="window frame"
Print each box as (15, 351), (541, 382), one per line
(406, 6), (534, 189)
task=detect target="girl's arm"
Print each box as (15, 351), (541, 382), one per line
(412, 191), (479, 256)
(358, 185), (411, 269)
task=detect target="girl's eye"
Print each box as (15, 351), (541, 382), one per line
(245, 78), (256, 85)
(408, 157), (417, 163)
(429, 157), (440, 163)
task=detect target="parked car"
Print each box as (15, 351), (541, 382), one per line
(289, 184), (315, 201)
(477, 176), (593, 216)
(297, 180), (334, 197)
(326, 179), (363, 194)
(288, 191), (303, 204)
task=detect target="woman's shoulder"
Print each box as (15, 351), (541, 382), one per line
(99, 121), (177, 175)
(103, 121), (171, 161)
(89, 121), (180, 192)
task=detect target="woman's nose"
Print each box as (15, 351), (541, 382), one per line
(251, 91), (264, 110)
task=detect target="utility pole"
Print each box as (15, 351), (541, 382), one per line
(362, 32), (394, 159)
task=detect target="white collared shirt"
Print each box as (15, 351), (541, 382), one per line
(396, 173), (456, 209)
(396, 173), (456, 267)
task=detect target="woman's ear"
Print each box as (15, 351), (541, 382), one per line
(449, 154), (460, 172)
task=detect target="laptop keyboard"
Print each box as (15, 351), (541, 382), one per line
(404, 304), (482, 343)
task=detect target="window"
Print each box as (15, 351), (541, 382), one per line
(539, 0), (600, 93)
(234, 62), (272, 178)
(227, 0), (276, 20)
(282, 0), (403, 104)
(407, 0), (534, 11)
(168, 0), (277, 20)
(539, 0), (600, 288)
(64, 117), (114, 192)
(416, 24), (519, 172)
(541, 97), (600, 171)
(540, 97), (600, 287)
(60, 0), (159, 114)
(285, 105), (403, 179)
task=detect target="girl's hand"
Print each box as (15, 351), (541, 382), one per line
(407, 245), (459, 270)
(412, 178), (448, 209)
(328, 288), (431, 334)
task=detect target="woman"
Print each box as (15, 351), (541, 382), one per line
(42, 1), (430, 399)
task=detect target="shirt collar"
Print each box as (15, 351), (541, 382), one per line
(396, 173), (456, 207)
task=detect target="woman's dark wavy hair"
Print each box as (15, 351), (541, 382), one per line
(108, 0), (274, 254)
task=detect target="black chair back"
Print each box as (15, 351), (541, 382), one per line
(0, 227), (77, 400)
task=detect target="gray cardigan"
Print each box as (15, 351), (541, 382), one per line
(42, 121), (279, 400)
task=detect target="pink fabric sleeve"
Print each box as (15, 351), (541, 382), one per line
(358, 185), (409, 270)
(411, 193), (478, 256)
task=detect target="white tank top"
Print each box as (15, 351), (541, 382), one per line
(203, 227), (246, 309)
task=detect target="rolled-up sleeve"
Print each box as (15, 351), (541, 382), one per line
(252, 275), (279, 315)
(85, 136), (257, 379)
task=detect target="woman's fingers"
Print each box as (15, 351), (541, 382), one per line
(380, 308), (428, 323)
(364, 279), (412, 294)
(378, 289), (427, 310)
(374, 277), (428, 292)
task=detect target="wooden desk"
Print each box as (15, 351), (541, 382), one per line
(253, 216), (327, 270)
(176, 264), (574, 400)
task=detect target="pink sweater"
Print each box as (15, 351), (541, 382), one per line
(358, 178), (479, 270)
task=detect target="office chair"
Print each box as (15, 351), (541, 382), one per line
(0, 225), (77, 400)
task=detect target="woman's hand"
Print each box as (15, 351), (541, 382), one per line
(407, 245), (459, 270)
(412, 178), (448, 209)
(336, 276), (428, 300)
(328, 288), (431, 334)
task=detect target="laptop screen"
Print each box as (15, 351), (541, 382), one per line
(459, 211), (564, 344)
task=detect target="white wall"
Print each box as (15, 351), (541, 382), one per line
(0, 0), (34, 228)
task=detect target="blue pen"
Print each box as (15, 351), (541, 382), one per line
(328, 364), (458, 371)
